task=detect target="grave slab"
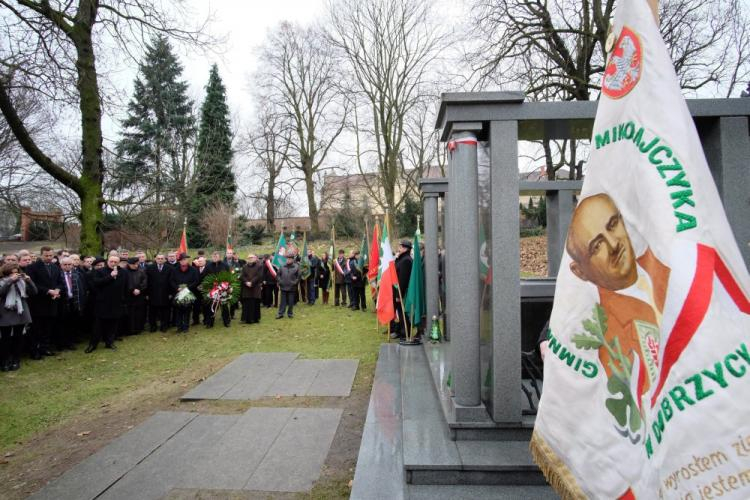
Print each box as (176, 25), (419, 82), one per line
(244, 408), (343, 492)
(29, 411), (197, 500)
(265, 359), (320, 396)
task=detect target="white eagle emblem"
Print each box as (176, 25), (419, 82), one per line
(602, 26), (642, 99)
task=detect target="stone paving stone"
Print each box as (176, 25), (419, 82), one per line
(29, 411), (197, 500)
(244, 408), (343, 492)
(99, 414), (239, 500)
(265, 359), (321, 397)
(222, 352), (299, 400)
(182, 407), (295, 490)
(350, 420), (405, 500)
(304, 359), (359, 397)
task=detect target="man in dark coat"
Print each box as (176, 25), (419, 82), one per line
(207, 251), (229, 275)
(124, 257), (148, 335)
(318, 252), (331, 305)
(86, 255), (128, 352)
(170, 253), (199, 333)
(261, 255), (278, 308)
(334, 250), (347, 306)
(146, 254), (172, 332)
(203, 252), (230, 328)
(224, 249), (245, 318)
(240, 254), (263, 324)
(346, 250), (358, 309)
(349, 251), (366, 311)
(26, 246), (64, 358)
(391, 240), (413, 339)
(306, 249), (320, 305)
(276, 256), (300, 319)
(193, 256), (208, 326)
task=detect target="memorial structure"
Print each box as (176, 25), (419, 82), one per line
(352, 91), (750, 498)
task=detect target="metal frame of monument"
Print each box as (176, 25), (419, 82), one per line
(421, 91), (750, 434)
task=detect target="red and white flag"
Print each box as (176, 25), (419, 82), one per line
(376, 222), (398, 325)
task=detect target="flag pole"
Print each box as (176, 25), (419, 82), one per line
(647, 0), (659, 24)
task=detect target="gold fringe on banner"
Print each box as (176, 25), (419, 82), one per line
(529, 431), (588, 500)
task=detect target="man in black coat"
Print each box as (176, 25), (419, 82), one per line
(391, 240), (413, 339)
(86, 255), (128, 352)
(224, 249), (244, 318)
(317, 253), (331, 305)
(26, 246), (64, 358)
(170, 253), (199, 333)
(124, 257), (148, 335)
(203, 252), (229, 328)
(146, 254), (173, 332)
(349, 251), (366, 311)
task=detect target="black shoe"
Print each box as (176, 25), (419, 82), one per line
(105, 344), (117, 350)
(389, 332), (400, 339)
(0, 361), (9, 372)
(10, 361), (20, 371)
(30, 351), (42, 360)
(85, 345), (96, 353)
(191, 321), (200, 326)
(223, 322), (230, 327)
(361, 308), (367, 312)
(287, 315), (293, 319)
(150, 327), (157, 333)
(275, 315), (283, 319)
(42, 349), (55, 357)
(160, 328), (168, 333)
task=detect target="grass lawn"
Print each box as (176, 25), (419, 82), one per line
(0, 302), (382, 452)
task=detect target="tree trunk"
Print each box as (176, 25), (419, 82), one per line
(73, 2), (105, 254)
(305, 166), (319, 234)
(266, 175), (276, 232)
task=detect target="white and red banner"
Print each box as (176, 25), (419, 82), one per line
(531, 0), (750, 498)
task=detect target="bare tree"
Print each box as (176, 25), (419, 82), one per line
(256, 22), (345, 234)
(327, 0), (446, 215)
(466, 0), (750, 179)
(0, 0), (212, 254)
(241, 103), (293, 231)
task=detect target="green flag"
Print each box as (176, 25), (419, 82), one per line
(404, 228), (425, 326)
(358, 231), (368, 269)
(272, 231), (287, 267)
(300, 232), (311, 280)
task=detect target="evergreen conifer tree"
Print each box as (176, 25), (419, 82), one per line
(188, 64), (236, 246)
(115, 35), (196, 230)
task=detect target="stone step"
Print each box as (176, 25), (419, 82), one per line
(399, 345), (548, 487)
(350, 344), (406, 500)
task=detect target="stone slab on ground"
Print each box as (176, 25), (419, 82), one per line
(181, 352), (358, 400)
(244, 407), (343, 492)
(31, 407), (342, 500)
(181, 352), (298, 400)
(29, 411), (197, 500)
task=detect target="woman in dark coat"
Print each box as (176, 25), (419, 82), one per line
(240, 254), (264, 324)
(317, 252), (331, 305)
(0, 263), (37, 371)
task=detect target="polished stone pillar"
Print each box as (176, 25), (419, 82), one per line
(448, 128), (482, 409)
(423, 193), (440, 326)
(489, 120), (522, 423)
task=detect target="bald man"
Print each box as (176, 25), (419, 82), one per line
(565, 193), (669, 398)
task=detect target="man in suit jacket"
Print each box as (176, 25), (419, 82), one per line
(59, 256), (87, 350)
(146, 254), (173, 332)
(26, 246), (64, 358)
(193, 256), (209, 326)
(86, 255), (128, 352)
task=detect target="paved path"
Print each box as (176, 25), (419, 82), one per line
(31, 352), (356, 500)
(31, 408), (343, 500)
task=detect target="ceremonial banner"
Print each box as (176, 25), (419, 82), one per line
(272, 231), (287, 268)
(178, 226), (188, 254)
(404, 228), (425, 327)
(531, 0), (750, 498)
(300, 232), (311, 280)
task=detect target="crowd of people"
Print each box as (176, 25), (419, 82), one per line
(0, 239), (416, 372)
